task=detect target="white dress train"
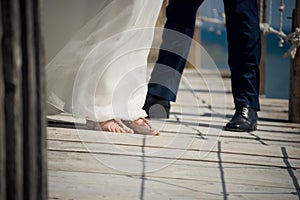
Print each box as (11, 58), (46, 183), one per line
(45, 0), (163, 122)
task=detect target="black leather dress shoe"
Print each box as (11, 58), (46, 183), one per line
(143, 93), (170, 118)
(224, 104), (258, 132)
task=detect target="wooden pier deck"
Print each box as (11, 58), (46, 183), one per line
(47, 67), (300, 200)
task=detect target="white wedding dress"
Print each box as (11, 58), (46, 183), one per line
(45, 0), (163, 122)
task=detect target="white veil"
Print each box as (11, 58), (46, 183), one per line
(45, 0), (163, 121)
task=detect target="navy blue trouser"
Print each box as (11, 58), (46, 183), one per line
(148, 0), (261, 111)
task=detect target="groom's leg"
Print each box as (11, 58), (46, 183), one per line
(223, 0), (261, 111)
(223, 0), (261, 132)
(147, 0), (204, 102)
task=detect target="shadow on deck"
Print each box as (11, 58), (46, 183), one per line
(48, 68), (300, 200)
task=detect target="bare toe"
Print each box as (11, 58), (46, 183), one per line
(87, 119), (133, 134)
(121, 118), (160, 136)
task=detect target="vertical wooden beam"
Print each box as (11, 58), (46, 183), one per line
(33, 0), (48, 199)
(0, 1), (6, 199)
(1, 0), (24, 199)
(19, 0), (47, 199)
(289, 0), (300, 123)
(1, 0), (47, 199)
(20, 0), (38, 199)
(258, 0), (267, 95)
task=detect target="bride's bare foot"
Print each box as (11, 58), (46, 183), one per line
(121, 118), (160, 136)
(86, 119), (133, 134)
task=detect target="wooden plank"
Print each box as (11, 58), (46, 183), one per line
(47, 127), (300, 159)
(48, 150), (299, 200)
(289, 0), (300, 123)
(176, 69), (291, 122)
(171, 102), (289, 123)
(48, 167), (298, 200)
(47, 134), (300, 164)
(48, 151), (299, 190)
(168, 108), (291, 125)
(1, 0), (24, 199)
(48, 118), (300, 146)
(0, 3), (6, 198)
(166, 116), (300, 139)
(46, 138), (300, 169)
(46, 103), (299, 144)
(47, 116), (300, 144)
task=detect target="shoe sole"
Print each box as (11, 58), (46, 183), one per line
(224, 123), (257, 132)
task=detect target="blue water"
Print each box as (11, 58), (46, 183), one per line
(200, 28), (290, 99)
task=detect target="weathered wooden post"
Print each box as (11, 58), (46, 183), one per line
(0, 6), (5, 199)
(2, 0), (24, 199)
(21, 0), (48, 198)
(0, 0), (47, 199)
(289, 0), (300, 123)
(258, 0), (267, 95)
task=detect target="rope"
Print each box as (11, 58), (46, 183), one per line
(284, 27), (300, 59)
(198, 16), (225, 26)
(260, 23), (287, 38)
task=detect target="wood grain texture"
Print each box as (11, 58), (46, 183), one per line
(258, 0), (267, 95)
(289, 0), (300, 123)
(0, 1), (6, 198)
(48, 67), (300, 199)
(33, 0), (48, 198)
(20, 0), (38, 199)
(20, 0), (47, 199)
(1, 0), (47, 199)
(2, 0), (23, 199)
